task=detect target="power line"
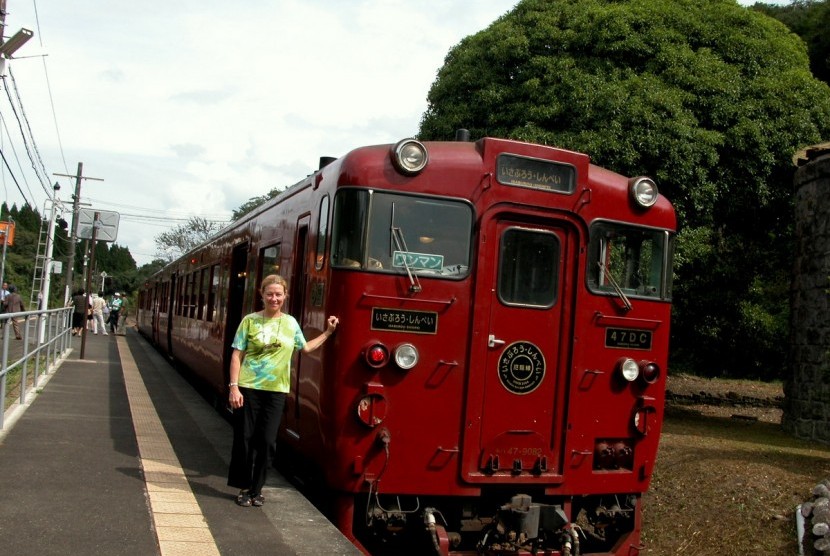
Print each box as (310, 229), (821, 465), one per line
(0, 113), (38, 206)
(30, 0), (69, 174)
(5, 66), (51, 194)
(1, 71), (52, 200)
(0, 145), (33, 206)
(84, 195), (231, 221)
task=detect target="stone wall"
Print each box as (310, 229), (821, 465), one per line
(783, 152), (830, 443)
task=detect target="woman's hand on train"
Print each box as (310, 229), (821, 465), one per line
(326, 316), (339, 334)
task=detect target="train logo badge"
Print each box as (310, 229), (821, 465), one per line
(498, 341), (545, 394)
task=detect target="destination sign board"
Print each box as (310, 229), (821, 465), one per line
(392, 251), (444, 271)
(371, 308), (438, 334)
(496, 154), (576, 193)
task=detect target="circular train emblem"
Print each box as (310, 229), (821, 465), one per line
(498, 341), (546, 394)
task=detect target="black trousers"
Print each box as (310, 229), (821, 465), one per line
(108, 311), (120, 332)
(227, 388), (286, 496)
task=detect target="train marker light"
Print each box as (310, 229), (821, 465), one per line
(629, 176), (658, 208)
(391, 139), (428, 175)
(617, 357), (640, 382)
(639, 361), (660, 384)
(393, 343), (419, 370)
(364, 342), (390, 368)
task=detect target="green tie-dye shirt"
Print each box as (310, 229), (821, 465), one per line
(232, 313), (306, 393)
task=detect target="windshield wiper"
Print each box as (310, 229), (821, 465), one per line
(391, 223), (422, 293)
(598, 261), (632, 312)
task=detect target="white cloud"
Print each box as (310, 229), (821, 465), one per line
(1, 0), (773, 269)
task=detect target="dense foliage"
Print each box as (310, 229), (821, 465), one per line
(0, 201), (142, 308)
(751, 0), (830, 85)
(419, 0), (830, 379)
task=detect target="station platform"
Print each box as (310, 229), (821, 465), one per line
(0, 328), (361, 556)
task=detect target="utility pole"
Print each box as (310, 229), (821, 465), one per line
(80, 212), (101, 360)
(38, 184), (61, 342)
(0, 1), (34, 75)
(55, 163), (103, 304)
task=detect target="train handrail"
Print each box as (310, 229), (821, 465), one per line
(0, 306), (73, 430)
(360, 292), (457, 306)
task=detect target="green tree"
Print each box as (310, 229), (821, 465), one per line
(154, 216), (225, 262)
(86, 242), (137, 295)
(751, 0), (830, 85)
(231, 186), (283, 220)
(419, 0), (830, 379)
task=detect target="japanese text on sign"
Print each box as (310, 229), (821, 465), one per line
(496, 154), (576, 193)
(371, 308), (438, 334)
(392, 251), (444, 270)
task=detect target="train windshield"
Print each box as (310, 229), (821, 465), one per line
(587, 222), (674, 301)
(331, 189), (473, 278)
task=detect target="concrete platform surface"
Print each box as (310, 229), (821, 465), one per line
(0, 329), (361, 556)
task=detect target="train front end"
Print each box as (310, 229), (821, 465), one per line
(318, 136), (675, 555)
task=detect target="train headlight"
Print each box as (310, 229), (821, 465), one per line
(393, 343), (419, 370)
(629, 177), (658, 208)
(391, 139), (429, 175)
(617, 357), (640, 382)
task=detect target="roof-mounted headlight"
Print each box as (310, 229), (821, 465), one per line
(391, 139), (428, 175)
(629, 177), (658, 208)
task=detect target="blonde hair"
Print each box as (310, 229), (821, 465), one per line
(260, 274), (288, 294)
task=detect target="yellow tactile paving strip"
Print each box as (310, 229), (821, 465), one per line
(116, 336), (221, 556)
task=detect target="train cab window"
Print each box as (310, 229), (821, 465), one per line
(498, 228), (560, 307)
(316, 196), (329, 271)
(331, 189), (473, 278)
(587, 222), (674, 301)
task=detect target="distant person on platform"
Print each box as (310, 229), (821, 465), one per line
(4, 284), (24, 340)
(70, 289), (89, 336)
(0, 281), (8, 327)
(108, 292), (123, 334)
(91, 293), (108, 335)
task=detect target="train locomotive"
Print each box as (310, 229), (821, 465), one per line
(137, 131), (676, 555)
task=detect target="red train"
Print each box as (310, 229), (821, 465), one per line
(137, 132), (676, 556)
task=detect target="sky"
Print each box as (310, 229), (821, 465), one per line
(0, 0), (778, 268)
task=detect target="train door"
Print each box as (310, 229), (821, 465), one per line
(284, 217), (309, 440)
(222, 243), (249, 382)
(462, 212), (575, 480)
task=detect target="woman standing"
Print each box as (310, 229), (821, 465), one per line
(70, 289), (89, 336)
(227, 274), (339, 507)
